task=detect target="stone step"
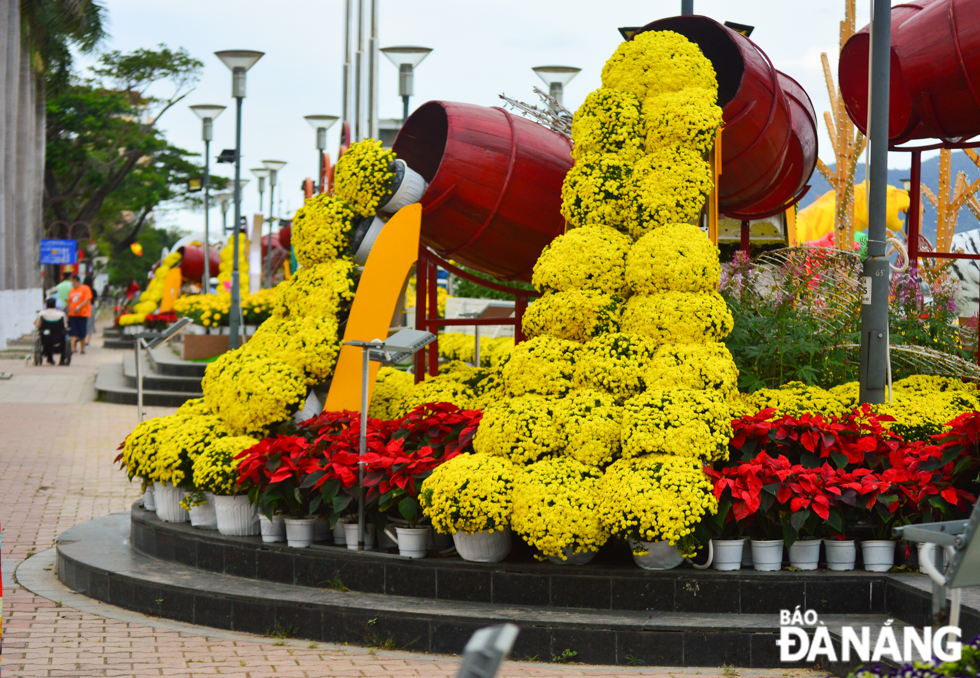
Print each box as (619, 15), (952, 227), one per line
(122, 354), (202, 393)
(94, 362), (201, 407)
(149, 346), (208, 378)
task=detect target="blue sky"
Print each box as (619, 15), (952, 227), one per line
(84, 1), (911, 240)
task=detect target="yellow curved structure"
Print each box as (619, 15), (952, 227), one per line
(797, 182), (911, 244)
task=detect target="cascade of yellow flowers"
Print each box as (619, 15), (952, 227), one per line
(118, 251), (184, 326)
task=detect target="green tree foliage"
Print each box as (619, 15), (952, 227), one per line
(43, 45), (210, 253)
(20, 0), (106, 91)
(450, 265), (536, 301)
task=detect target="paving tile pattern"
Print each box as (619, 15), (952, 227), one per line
(0, 342), (827, 678)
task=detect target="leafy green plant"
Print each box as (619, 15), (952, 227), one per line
(552, 649), (577, 664)
(625, 654), (645, 666)
(266, 621), (295, 640)
(363, 617), (396, 650)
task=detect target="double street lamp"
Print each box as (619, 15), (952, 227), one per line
(380, 46), (432, 122)
(215, 49), (264, 350)
(304, 115), (338, 193)
(532, 65), (581, 109)
(261, 159), (286, 288)
(189, 104), (226, 295)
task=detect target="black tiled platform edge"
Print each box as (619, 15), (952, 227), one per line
(130, 504), (978, 632)
(58, 513), (915, 673)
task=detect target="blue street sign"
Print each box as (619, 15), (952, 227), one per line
(40, 239), (77, 265)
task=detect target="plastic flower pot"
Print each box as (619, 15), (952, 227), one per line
(824, 539), (857, 571)
(213, 494), (259, 536)
(546, 546), (598, 566)
(453, 529), (512, 563)
(153, 482), (189, 523)
(711, 539), (746, 571)
(142, 485), (157, 512)
(750, 539), (784, 571)
(259, 514), (286, 543)
(630, 540), (684, 570)
(284, 516), (317, 548)
(333, 521), (347, 545)
(188, 492), (217, 530)
(788, 539), (821, 571)
(343, 522), (376, 551)
(379, 159), (428, 214)
(313, 515), (330, 543)
(861, 540), (897, 572)
(394, 526), (431, 559)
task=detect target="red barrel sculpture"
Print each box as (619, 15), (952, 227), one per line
(839, 0), (980, 145)
(636, 16), (819, 219)
(177, 245), (220, 284)
(392, 101), (573, 282)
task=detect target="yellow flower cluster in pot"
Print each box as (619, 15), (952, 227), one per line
(272, 260), (354, 321)
(532, 226), (632, 297)
(191, 435), (261, 496)
(621, 389), (732, 461)
(153, 414), (230, 487)
(333, 139), (396, 217)
(437, 332), (514, 367)
(244, 316), (340, 386)
(117, 313), (146, 326)
(645, 343), (739, 399)
(501, 336), (580, 397)
(512, 456), (609, 559)
(474, 394), (560, 464)
(570, 88), (645, 162)
(217, 235), (249, 285)
(631, 147), (712, 238)
(621, 291), (733, 345)
(560, 153), (637, 233)
(202, 351), (307, 435)
(420, 452), (518, 535)
(119, 414), (184, 483)
(176, 397), (212, 417)
(597, 454), (717, 556)
(746, 381), (853, 419)
(601, 30), (719, 102)
(292, 194), (355, 268)
(401, 375), (475, 414)
(878, 390), (980, 442)
(626, 224), (721, 293)
(555, 389), (623, 468)
(573, 332), (656, 402)
(368, 366), (414, 420)
(522, 290), (621, 343)
(642, 88), (723, 155)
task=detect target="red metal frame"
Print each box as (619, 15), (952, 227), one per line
(413, 244), (540, 382)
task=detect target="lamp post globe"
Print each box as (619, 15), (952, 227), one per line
(305, 115), (338, 192)
(189, 104), (226, 295)
(380, 46), (432, 122)
(531, 65), (580, 108)
(215, 49), (264, 349)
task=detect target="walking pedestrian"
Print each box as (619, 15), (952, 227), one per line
(47, 272), (73, 311)
(66, 275), (92, 355)
(82, 274), (98, 349)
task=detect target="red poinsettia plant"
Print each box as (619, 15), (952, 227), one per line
(237, 435), (326, 519)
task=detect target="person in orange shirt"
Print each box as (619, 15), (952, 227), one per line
(67, 275), (92, 355)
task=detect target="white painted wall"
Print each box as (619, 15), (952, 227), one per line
(0, 287), (43, 345)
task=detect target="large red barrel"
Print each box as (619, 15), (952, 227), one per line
(178, 245), (220, 284)
(278, 224), (291, 250)
(392, 101), (573, 282)
(636, 16), (817, 218)
(839, 0), (980, 145)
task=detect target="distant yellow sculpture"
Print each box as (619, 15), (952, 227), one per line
(797, 182), (910, 245)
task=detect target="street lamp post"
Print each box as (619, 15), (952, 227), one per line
(189, 104), (226, 295)
(262, 160), (287, 289)
(380, 46), (432, 122)
(215, 49), (264, 350)
(304, 115), (339, 193)
(215, 191), (233, 235)
(532, 66), (581, 110)
(251, 168), (270, 285)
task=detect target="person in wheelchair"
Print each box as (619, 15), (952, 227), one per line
(36, 298), (70, 365)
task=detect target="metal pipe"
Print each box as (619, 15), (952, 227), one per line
(858, 0), (892, 405)
(740, 220), (750, 253)
(229, 94), (244, 350)
(343, 0), (353, 129)
(135, 337), (144, 422)
(368, 0), (379, 139)
(267, 174), (275, 289)
(354, 0), (366, 141)
(681, 0), (694, 15)
(203, 137), (212, 295)
(908, 150), (921, 271)
(358, 347), (369, 551)
(402, 95), (410, 123)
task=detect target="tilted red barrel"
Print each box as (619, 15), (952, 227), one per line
(392, 101), (573, 282)
(177, 245), (220, 284)
(839, 0), (980, 145)
(636, 16), (818, 219)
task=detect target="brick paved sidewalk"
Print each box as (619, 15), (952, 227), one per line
(0, 342), (827, 678)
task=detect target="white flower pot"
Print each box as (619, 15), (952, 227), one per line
(188, 492), (217, 529)
(313, 515), (330, 543)
(711, 539), (746, 571)
(751, 539), (784, 571)
(394, 527), (430, 559)
(861, 540), (897, 572)
(630, 540), (684, 570)
(154, 482), (189, 523)
(379, 159), (429, 214)
(333, 521), (347, 545)
(788, 539), (821, 571)
(453, 528), (512, 563)
(344, 522), (376, 551)
(142, 485), (156, 512)
(546, 547), (598, 566)
(213, 494), (259, 536)
(824, 539), (857, 571)
(284, 516), (317, 548)
(259, 514), (286, 543)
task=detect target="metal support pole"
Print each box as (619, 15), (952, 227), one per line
(908, 150), (921, 271)
(514, 296), (528, 344)
(681, 0), (694, 15)
(402, 95), (410, 123)
(368, 0), (379, 139)
(740, 220), (750, 254)
(858, 0), (892, 405)
(135, 337), (144, 423)
(428, 259), (438, 377)
(474, 326), (481, 367)
(342, 0), (353, 131)
(932, 545), (949, 626)
(229, 95), (244, 351)
(266, 179), (275, 289)
(414, 247), (427, 383)
(358, 347), (369, 551)
(203, 138), (212, 295)
(354, 0), (365, 142)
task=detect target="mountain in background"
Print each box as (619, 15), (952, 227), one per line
(797, 151), (980, 244)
